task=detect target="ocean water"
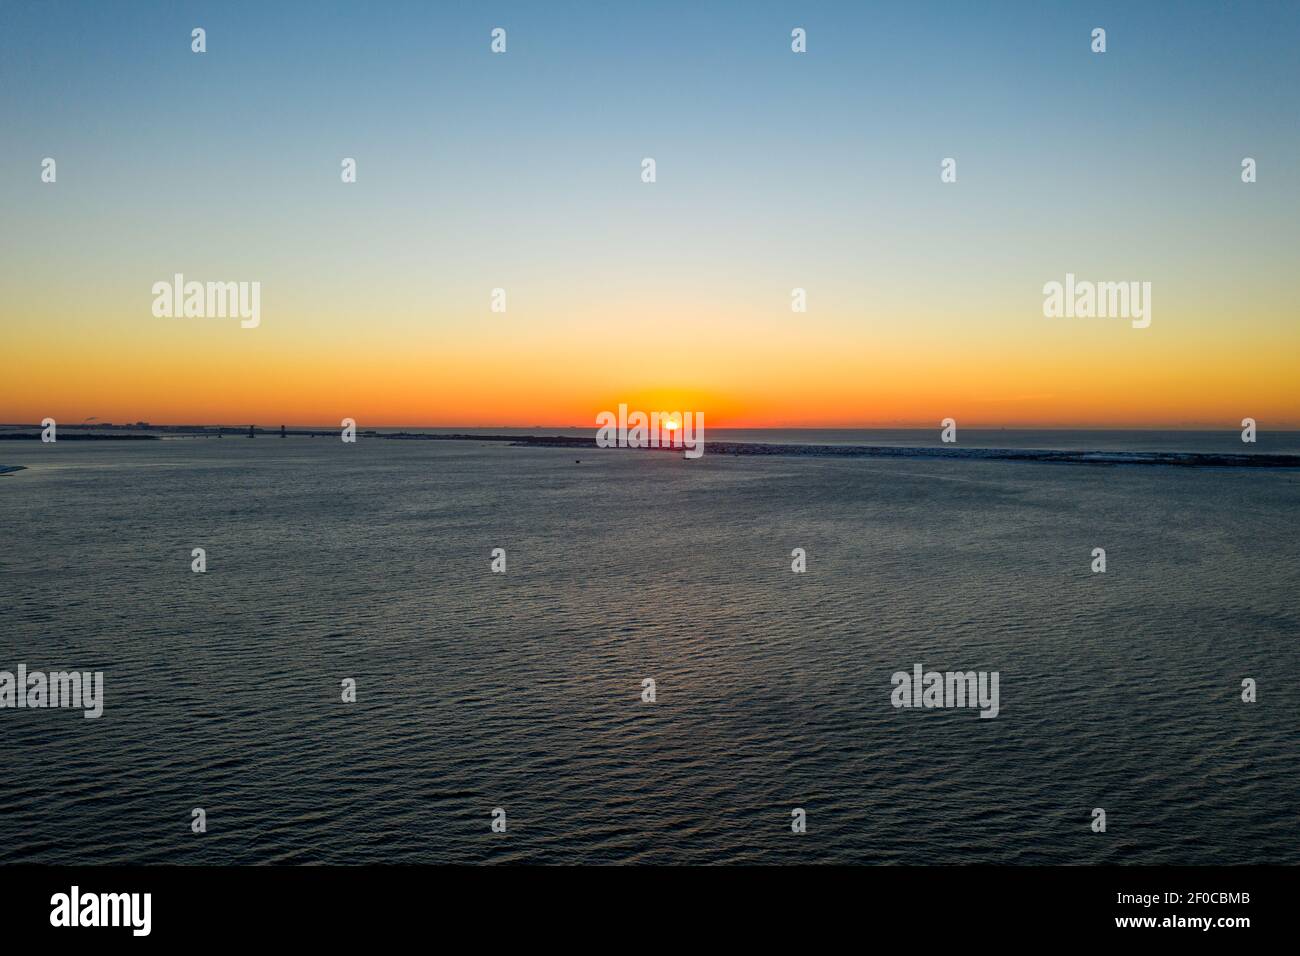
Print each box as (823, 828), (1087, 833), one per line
(1, 435), (1297, 864)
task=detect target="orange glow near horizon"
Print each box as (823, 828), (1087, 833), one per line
(5, 348), (1298, 430)
(4, 292), (1298, 429)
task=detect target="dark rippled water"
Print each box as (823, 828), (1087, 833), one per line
(1, 435), (1297, 864)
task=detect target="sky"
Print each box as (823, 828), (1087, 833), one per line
(2, 0), (1298, 427)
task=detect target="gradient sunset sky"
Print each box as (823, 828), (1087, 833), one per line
(2, 0), (1297, 428)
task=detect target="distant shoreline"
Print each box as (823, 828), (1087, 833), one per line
(3, 430), (1297, 468)
(495, 435), (1300, 468)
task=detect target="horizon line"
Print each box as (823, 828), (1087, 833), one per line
(5, 421), (1299, 432)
